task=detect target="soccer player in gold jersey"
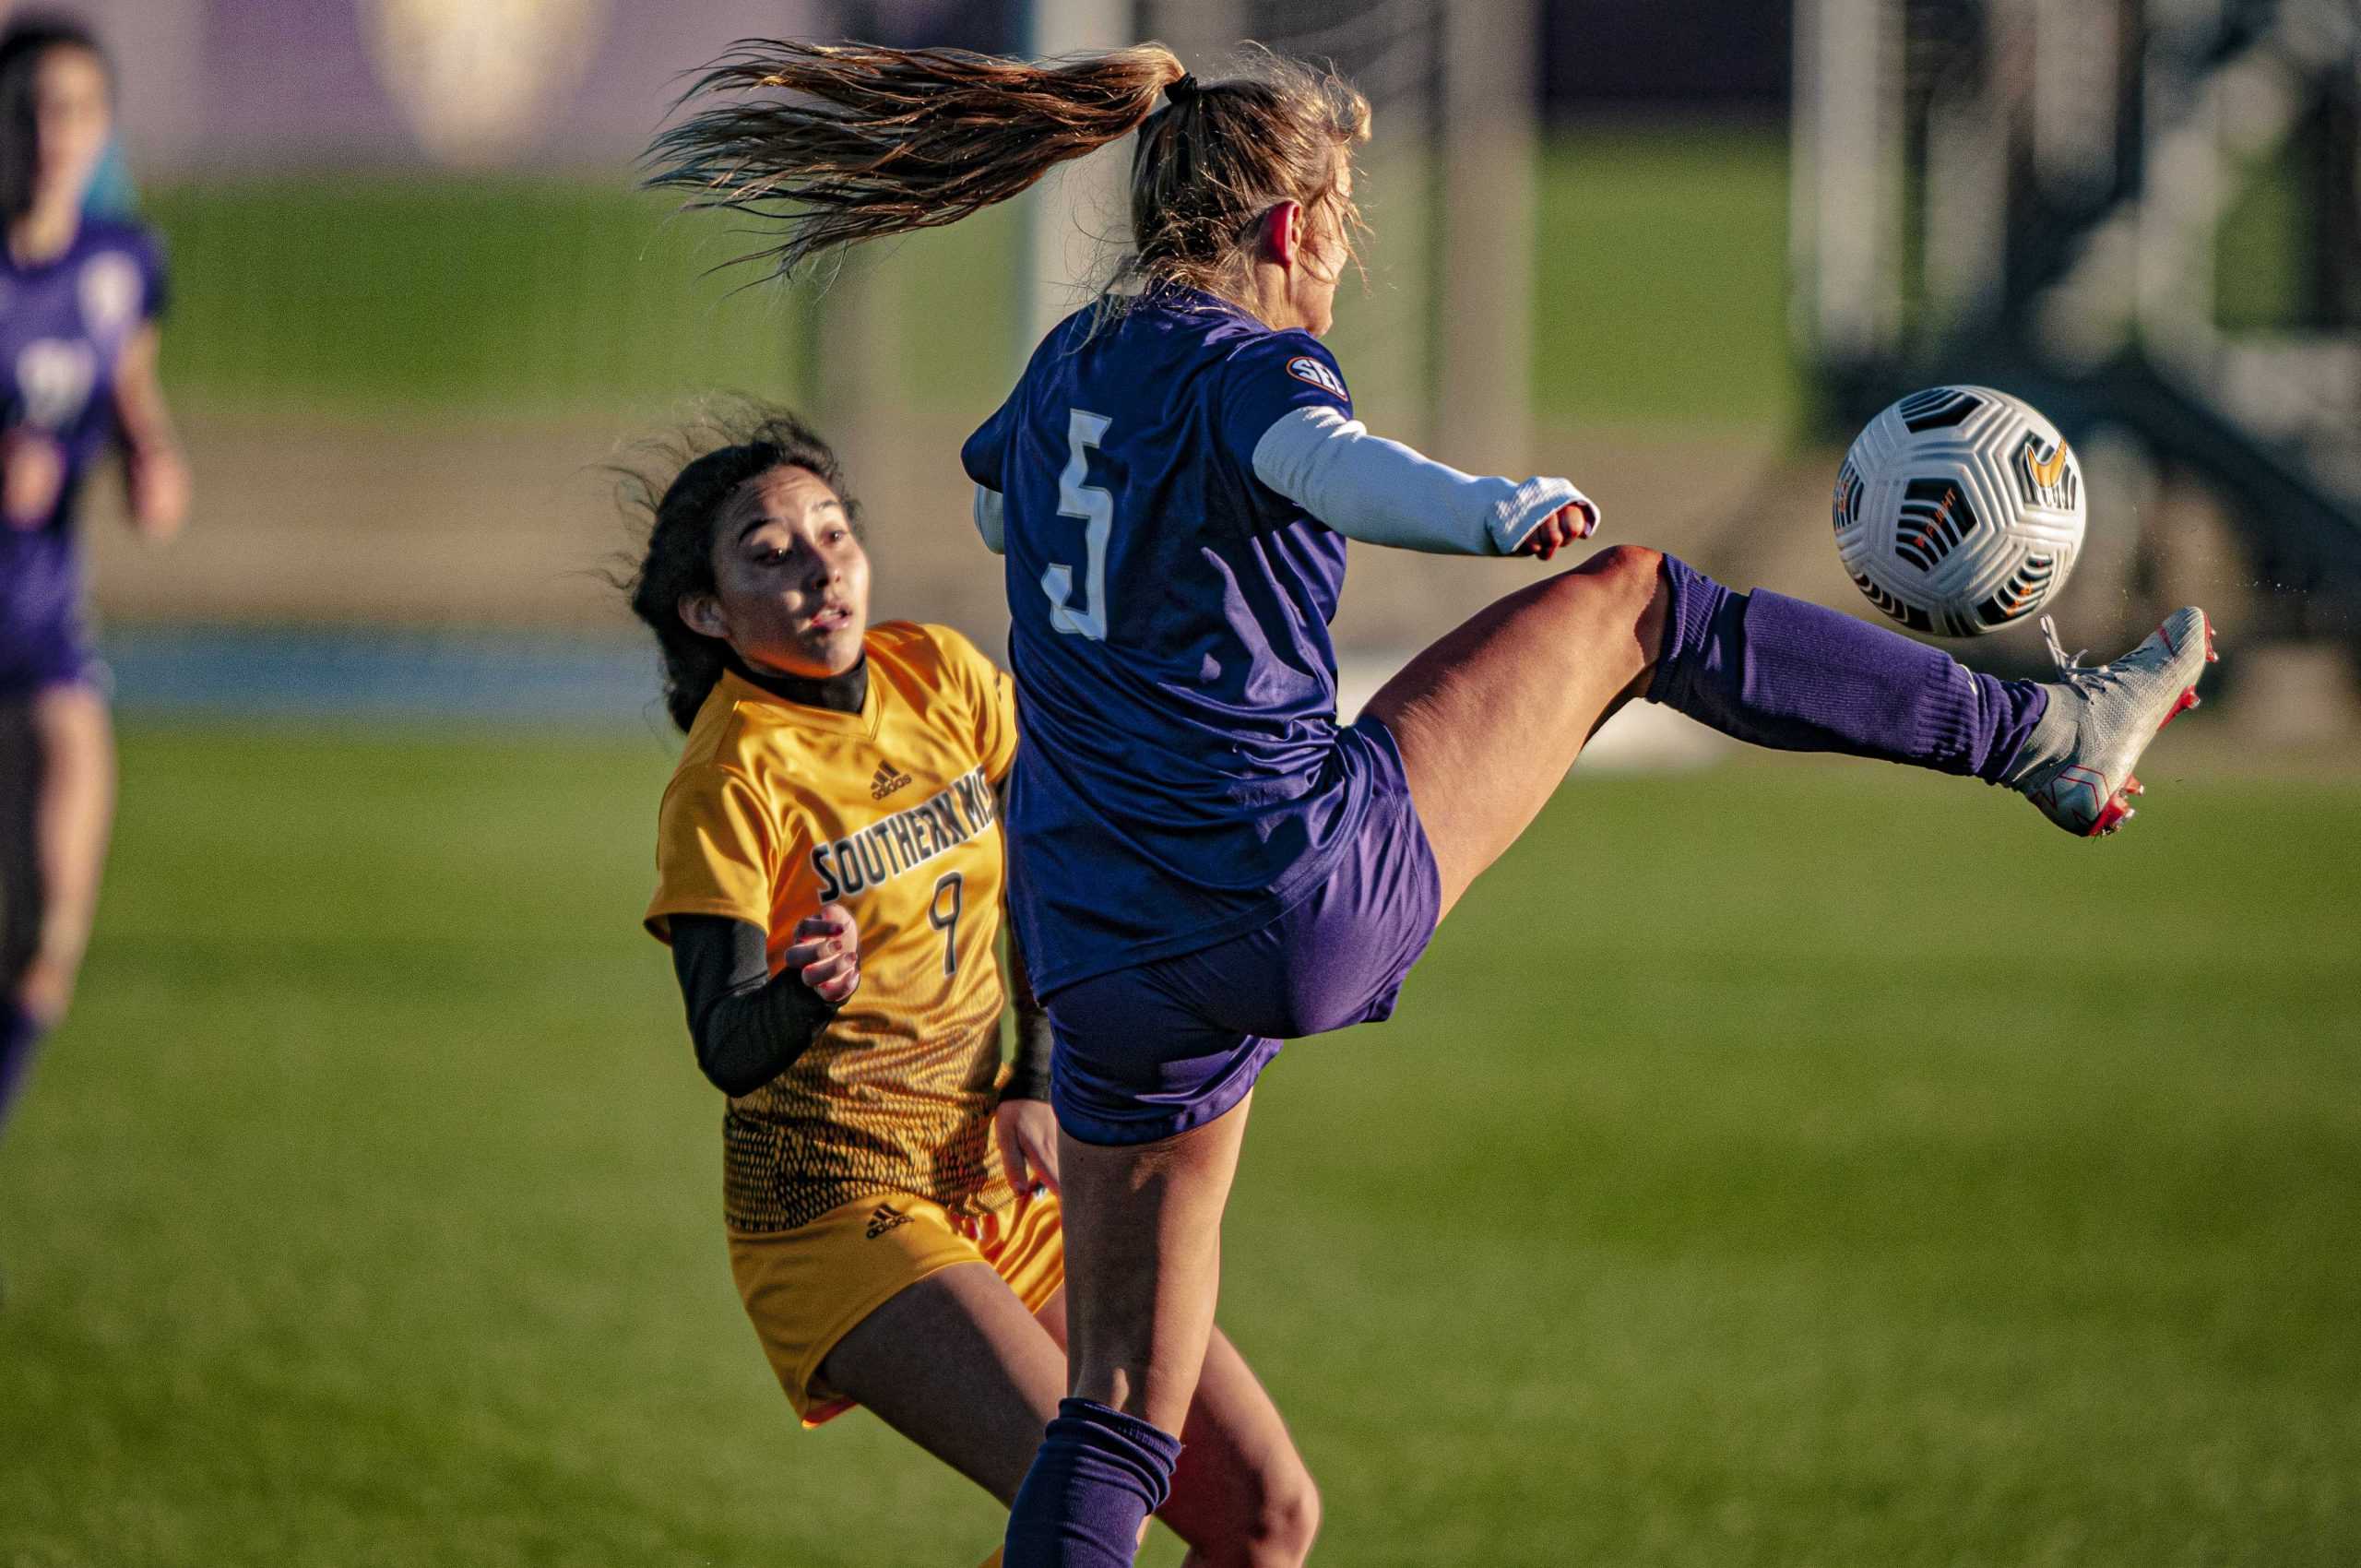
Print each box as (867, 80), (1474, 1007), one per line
(624, 408), (1319, 1568)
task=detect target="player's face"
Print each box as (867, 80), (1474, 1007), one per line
(695, 464), (871, 680)
(31, 47), (110, 213)
(1291, 151), (1353, 337)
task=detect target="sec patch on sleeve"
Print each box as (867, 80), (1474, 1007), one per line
(1286, 354), (1349, 402)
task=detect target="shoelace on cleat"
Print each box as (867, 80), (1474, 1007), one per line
(2039, 614), (2108, 695)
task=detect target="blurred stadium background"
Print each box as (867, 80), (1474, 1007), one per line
(5, 1), (2356, 1563)
(59, 0), (2361, 730)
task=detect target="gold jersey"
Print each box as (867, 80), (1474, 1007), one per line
(645, 622), (1020, 1233)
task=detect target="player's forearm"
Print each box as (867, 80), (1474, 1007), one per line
(111, 328), (189, 539)
(113, 382), (179, 463)
(994, 774), (1051, 1103)
(669, 914), (838, 1096)
(111, 326), (181, 461)
(1251, 405), (1587, 555)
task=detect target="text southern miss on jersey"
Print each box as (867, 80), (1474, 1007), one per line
(811, 765), (998, 902)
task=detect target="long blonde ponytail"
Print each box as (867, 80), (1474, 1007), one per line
(645, 40), (1187, 282)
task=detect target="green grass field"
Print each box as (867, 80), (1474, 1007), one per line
(4, 726), (2355, 1566)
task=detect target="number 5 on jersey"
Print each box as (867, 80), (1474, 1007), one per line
(1044, 408), (1113, 640)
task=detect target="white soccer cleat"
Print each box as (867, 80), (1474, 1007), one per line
(2010, 607), (2217, 837)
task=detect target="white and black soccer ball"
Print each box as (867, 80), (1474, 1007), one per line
(1831, 386), (2086, 638)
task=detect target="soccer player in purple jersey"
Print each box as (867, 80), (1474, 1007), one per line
(0, 16), (187, 1137)
(651, 42), (2216, 1566)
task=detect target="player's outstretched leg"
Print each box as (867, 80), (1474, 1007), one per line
(1364, 546), (1668, 912)
(1366, 546), (2215, 912)
(2003, 608), (2216, 837)
(1644, 552), (2049, 778)
(1645, 555), (2214, 837)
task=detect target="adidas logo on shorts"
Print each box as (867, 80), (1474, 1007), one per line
(870, 763), (913, 800)
(865, 1203), (911, 1239)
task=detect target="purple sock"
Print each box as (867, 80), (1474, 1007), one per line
(0, 998), (43, 1132)
(1003, 1397), (1182, 1568)
(1647, 554), (2048, 783)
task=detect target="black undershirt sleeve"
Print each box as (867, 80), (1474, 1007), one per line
(1001, 916), (1054, 1103)
(669, 914), (839, 1097)
(996, 776), (1054, 1105)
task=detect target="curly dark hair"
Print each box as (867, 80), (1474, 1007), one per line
(615, 401), (859, 731)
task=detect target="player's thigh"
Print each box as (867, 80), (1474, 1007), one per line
(28, 682), (112, 776)
(816, 1260), (1067, 1506)
(1055, 1092), (1256, 1435)
(1364, 544), (1667, 916)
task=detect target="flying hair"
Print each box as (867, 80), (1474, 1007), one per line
(645, 38), (1370, 303)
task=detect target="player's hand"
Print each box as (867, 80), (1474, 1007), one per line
(2, 427), (65, 531)
(994, 1095), (1062, 1198)
(12, 947), (77, 1030)
(127, 442), (190, 541)
(783, 903), (860, 1004)
(1513, 495), (1600, 562)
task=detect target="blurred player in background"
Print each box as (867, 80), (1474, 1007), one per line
(80, 131), (135, 220)
(0, 13), (187, 1138)
(624, 408), (1317, 1568)
(653, 42), (2215, 1567)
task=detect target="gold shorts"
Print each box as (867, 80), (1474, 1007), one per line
(729, 1188), (1065, 1427)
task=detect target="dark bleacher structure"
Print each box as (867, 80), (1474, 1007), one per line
(1791, 0), (2360, 648)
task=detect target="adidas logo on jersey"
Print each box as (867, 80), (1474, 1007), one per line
(865, 1203), (912, 1239)
(870, 763), (913, 800)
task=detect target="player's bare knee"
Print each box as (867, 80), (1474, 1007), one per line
(1571, 542), (1663, 597)
(1241, 1460), (1320, 1566)
(1529, 544), (1665, 662)
(1563, 543), (1668, 662)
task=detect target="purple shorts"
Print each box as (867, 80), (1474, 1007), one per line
(0, 615), (96, 703)
(1045, 714), (1442, 1146)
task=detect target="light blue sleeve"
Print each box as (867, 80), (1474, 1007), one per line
(971, 483), (1005, 554)
(1249, 406), (1596, 556)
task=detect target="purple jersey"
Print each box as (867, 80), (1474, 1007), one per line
(0, 218), (167, 696)
(962, 288), (1387, 993)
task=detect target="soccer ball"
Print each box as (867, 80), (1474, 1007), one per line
(1831, 386), (2086, 637)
